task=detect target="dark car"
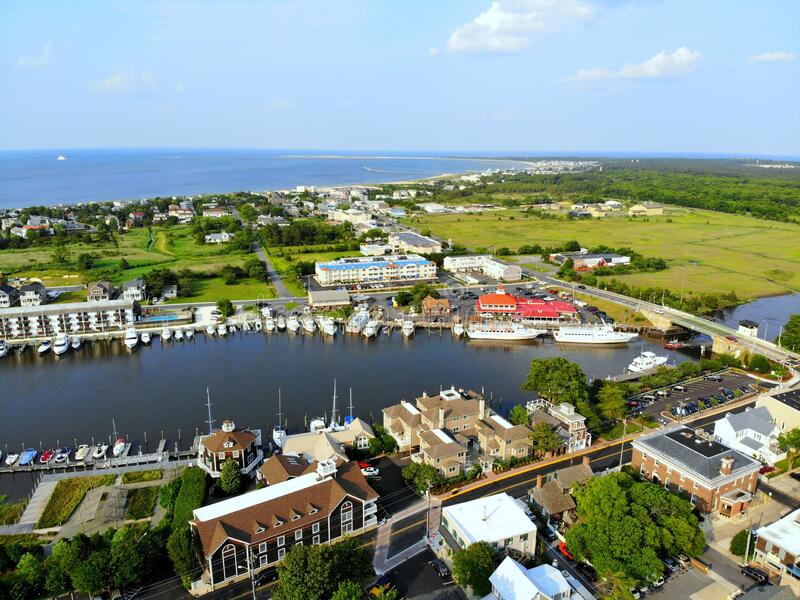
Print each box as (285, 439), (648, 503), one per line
(705, 374), (723, 382)
(255, 568), (278, 585)
(577, 285), (586, 289)
(429, 559), (451, 578)
(575, 563), (597, 582)
(541, 528), (558, 542)
(790, 472), (800, 482)
(740, 566), (769, 584)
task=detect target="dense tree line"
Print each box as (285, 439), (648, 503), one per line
(777, 314), (800, 352)
(260, 219), (354, 247)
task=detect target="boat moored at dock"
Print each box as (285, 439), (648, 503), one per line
(362, 319), (378, 338)
(19, 448), (38, 466)
(160, 327), (172, 342)
(401, 320), (415, 337)
(627, 351), (668, 372)
(70, 336), (81, 350)
(92, 443), (109, 460)
(74, 444), (91, 462)
(466, 321), (546, 341)
(141, 331), (151, 345)
(287, 314), (301, 333)
(0, 339), (8, 358)
(553, 323), (638, 345)
(37, 340), (52, 355)
(123, 328), (139, 350)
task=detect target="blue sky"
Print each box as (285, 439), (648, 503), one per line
(1, 0), (798, 155)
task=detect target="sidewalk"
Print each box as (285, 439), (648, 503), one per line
(373, 498), (427, 574)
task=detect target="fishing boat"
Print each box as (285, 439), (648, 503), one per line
(141, 331), (151, 345)
(273, 390), (288, 449)
(261, 306), (273, 318)
(265, 316), (276, 332)
(37, 340), (52, 355)
(301, 313), (317, 334)
(112, 438), (127, 458)
(5, 452), (19, 466)
(276, 315), (286, 331)
(242, 321), (251, 332)
(287, 314), (301, 333)
(54, 447), (71, 464)
(217, 324), (227, 336)
(254, 319), (262, 332)
(466, 321), (546, 341)
(401, 320), (415, 338)
(321, 317), (337, 336)
(174, 329), (184, 341)
(70, 336), (82, 350)
(92, 443), (109, 460)
(346, 309), (369, 334)
(452, 323), (465, 337)
(160, 327), (172, 342)
(553, 323), (638, 345)
(74, 444), (91, 462)
(362, 320), (378, 338)
(123, 328), (138, 350)
(230, 325), (237, 333)
(206, 325), (216, 336)
(0, 340), (8, 358)
(19, 448), (38, 466)
(664, 339), (686, 350)
(185, 328), (194, 339)
(627, 351), (668, 373)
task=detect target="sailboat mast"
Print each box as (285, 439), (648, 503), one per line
(348, 387), (354, 422)
(277, 389), (283, 424)
(330, 380), (338, 427)
(205, 387), (215, 435)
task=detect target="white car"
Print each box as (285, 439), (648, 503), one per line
(361, 467), (380, 478)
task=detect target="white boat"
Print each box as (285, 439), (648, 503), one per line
(206, 325), (216, 336)
(301, 314), (316, 334)
(467, 321), (547, 341)
(56, 155), (67, 161)
(5, 452), (19, 466)
(254, 320), (263, 332)
(261, 306), (273, 318)
(37, 340), (52, 355)
(452, 323), (465, 337)
(308, 416), (327, 432)
(346, 309), (369, 334)
(71, 336), (82, 350)
(217, 324), (227, 336)
(287, 314), (301, 333)
(160, 327), (172, 341)
(210, 309), (224, 324)
(627, 351), (668, 373)
(140, 331), (151, 345)
(123, 328), (138, 350)
(74, 444), (91, 462)
(553, 323), (638, 345)
(401, 320), (415, 338)
(185, 328), (194, 339)
(321, 317), (337, 336)
(273, 390), (287, 449)
(242, 321), (251, 332)
(362, 320), (379, 338)
(230, 325), (237, 333)
(265, 316), (276, 332)
(0, 340), (8, 359)
(92, 443), (109, 460)
(174, 329), (184, 341)
(112, 437), (127, 458)
(276, 315), (286, 331)
(54, 333), (70, 355)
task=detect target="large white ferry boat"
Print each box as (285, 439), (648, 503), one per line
(627, 351), (668, 372)
(466, 321), (547, 341)
(553, 323), (638, 345)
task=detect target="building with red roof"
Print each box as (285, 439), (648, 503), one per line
(476, 287), (577, 321)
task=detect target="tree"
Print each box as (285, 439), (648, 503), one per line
(52, 244), (71, 265)
(110, 524), (156, 588)
(15, 552), (43, 591)
(219, 458), (243, 495)
(238, 203), (257, 224)
(748, 353), (772, 374)
(71, 549), (111, 595)
(401, 463), (442, 492)
(596, 383), (628, 421)
(119, 257), (130, 270)
(508, 404), (530, 426)
(331, 579), (363, 600)
(216, 298), (234, 318)
(521, 357), (589, 407)
(730, 529), (755, 559)
(777, 428), (800, 468)
(76, 252), (96, 271)
(776, 314), (800, 352)
(452, 542), (495, 596)
(528, 423), (563, 457)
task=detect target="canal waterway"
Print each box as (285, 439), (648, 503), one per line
(718, 292), (799, 342)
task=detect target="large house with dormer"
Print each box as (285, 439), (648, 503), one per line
(190, 460), (378, 590)
(197, 419), (263, 480)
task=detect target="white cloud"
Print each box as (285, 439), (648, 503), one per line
(748, 51), (796, 63)
(15, 43), (52, 69)
(446, 0), (593, 54)
(269, 98), (297, 110)
(90, 69), (158, 95)
(571, 47), (702, 83)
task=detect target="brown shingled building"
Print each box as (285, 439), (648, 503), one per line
(197, 419), (264, 480)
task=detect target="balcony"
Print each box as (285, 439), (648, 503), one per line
(410, 452), (424, 464)
(364, 503), (377, 516)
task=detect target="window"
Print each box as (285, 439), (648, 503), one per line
(448, 466), (457, 473)
(343, 522), (353, 534)
(292, 513), (301, 521)
(520, 533), (528, 541)
(259, 555), (268, 567)
(504, 538), (512, 546)
(312, 523), (320, 534)
(277, 536), (285, 547)
(313, 535), (320, 545)
(255, 527), (265, 534)
(341, 501), (353, 523)
(218, 452), (225, 459)
(277, 548), (285, 560)
(693, 482), (699, 489)
(295, 530), (302, 541)
(233, 450), (239, 458)
(309, 506), (318, 515)
(258, 542), (267, 554)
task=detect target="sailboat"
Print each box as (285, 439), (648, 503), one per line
(272, 390), (288, 449)
(310, 381), (347, 432)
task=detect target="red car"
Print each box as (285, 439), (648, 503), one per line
(726, 335), (738, 342)
(759, 465), (775, 474)
(627, 400), (640, 407)
(358, 461), (372, 469)
(558, 542), (574, 561)
(39, 449), (55, 464)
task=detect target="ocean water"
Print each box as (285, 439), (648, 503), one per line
(0, 149), (530, 208)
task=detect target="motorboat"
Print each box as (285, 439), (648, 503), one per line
(5, 452), (19, 466)
(308, 416), (326, 432)
(254, 319), (262, 332)
(174, 329), (184, 341)
(401, 320), (415, 338)
(261, 306), (273, 318)
(265, 316), (276, 332)
(37, 340), (52, 355)
(627, 351), (668, 373)
(39, 449), (55, 464)
(210, 309), (224, 324)
(0, 340), (8, 359)
(70, 336), (82, 350)
(92, 443), (109, 460)
(230, 325), (237, 333)
(276, 315), (286, 331)
(362, 320), (379, 338)
(206, 325), (216, 336)
(242, 321), (251, 332)
(160, 327), (172, 342)
(19, 448), (38, 466)
(346, 309), (369, 334)
(217, 324), (227, 336)
(53, 332), (70, 355)
(185, 328), (194, 339)
(74, 444), (91, 462)
(123, 328), (138, 350)
(112, 438), (127, 458)
(301, 314), (317, 334)
(321, 317), (337, 336)
(273, 390), (288, 449)
(553, 323), (638, 345)
(287, 314), (301, 333)
(54, 447), (71, 464)
(141, 332), (151, 345)
(466, 321), (547, 341)
(452, 323), (465, 337)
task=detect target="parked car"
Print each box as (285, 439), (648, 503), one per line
(558, 542), (574, 561)
(663, 557), (680, 574)
(429, 559), (450, 578)
(740, 566), (769, 585)
(357, 461), (371, 469)
(790, 472), (800, 482)
(255, 568), (278, 585)
(642, 394), (656, 402)
(673, 385), (687, 392)
(629, 588), (641, 599)
(759, 465), (775, 475)
(361, 467), (380, 478)
(726, 335), (738, 342)
(656, 390), (670, 397)
(676, 554), (691, 569)
(575, 563), (597, 582)
(650, 575), (665, 588)
(541, 528), (558, 542)
(705, 374), (723, 382)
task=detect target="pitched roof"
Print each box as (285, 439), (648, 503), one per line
(201, 428), (257, 453)
(474, 415), (531, 442)
(490, 558), (570, 600)
(529, 480), (576, 515)
(259, 453), (317, 485)
(723, 407), (775, 437)
(553, 463), (593, 489)
(419, 429), (464, 459)
(282, 431), (348, 464)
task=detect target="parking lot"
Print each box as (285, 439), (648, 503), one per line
(380, 549), (466, 600)
(627, 370), (761, 421)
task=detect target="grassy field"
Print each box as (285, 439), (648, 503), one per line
(36, 475), (116, 529)
(268, 248), (362, 297)
(0, 495), (27, 526)
(125, 486), (159, 520)
(121, 469), (163, 484)
(408, 208), (800, 298)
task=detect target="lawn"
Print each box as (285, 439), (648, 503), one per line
(121, 469), (163, 484)
(36, 475), (116, 529)
(0, 495), (27, 526)
(408, 208), (800, 299)
(125, 486), (159, 520)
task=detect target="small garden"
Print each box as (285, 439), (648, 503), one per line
(121, 469), (163, 484)
(36, 475), (116, 529)
(125, 486), (159, 520)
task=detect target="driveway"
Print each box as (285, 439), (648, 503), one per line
(254, 243), (293, 299)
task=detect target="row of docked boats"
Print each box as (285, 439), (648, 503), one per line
(463, 321), (639, 344)
(2, 437), (128, 468)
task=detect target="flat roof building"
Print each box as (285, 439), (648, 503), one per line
(315, 254), (436, 287)
(0, 298), (136, 340)
(754, 508), (800, 584)
(388, 231), (442, 254)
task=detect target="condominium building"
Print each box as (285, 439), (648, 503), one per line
(0, 299), (137, 340)
(443, 255), (523, 282)
(314, 254), (436, 287)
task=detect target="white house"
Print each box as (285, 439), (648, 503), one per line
(443, 255), (522, 282)
(205, 231), (233, 244)
(122, 278), (147, 302)
(488, 557), (572, 600)
(440, 493), (536, 555)
(713, 407), (786, 465)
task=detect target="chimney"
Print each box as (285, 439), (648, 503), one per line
(536, 474), (544, 488)
(720, 456), (735, 476)
(438, 407), (445, 429)
(582, 455), (590, 467)
(479, 397), (486, 419)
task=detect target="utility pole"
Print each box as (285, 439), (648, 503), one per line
(743, 519), (753, 565)
(618, 419), (628, 470)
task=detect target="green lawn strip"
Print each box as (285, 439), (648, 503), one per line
(36, 475), (116, 529)
(121, 469), (163, 484)
(125, 486), (159, 520)
(0, 495), (27, 526)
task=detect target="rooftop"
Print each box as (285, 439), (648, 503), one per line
(756, 507), (800, 557)
(442, 492), (536, 545)
(769, 389), (800, 413)
(0, 298), (134, 316)
(722, 407), (775, 437)
(316, 254), (432, 271)
(489, 557), (570, 600)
